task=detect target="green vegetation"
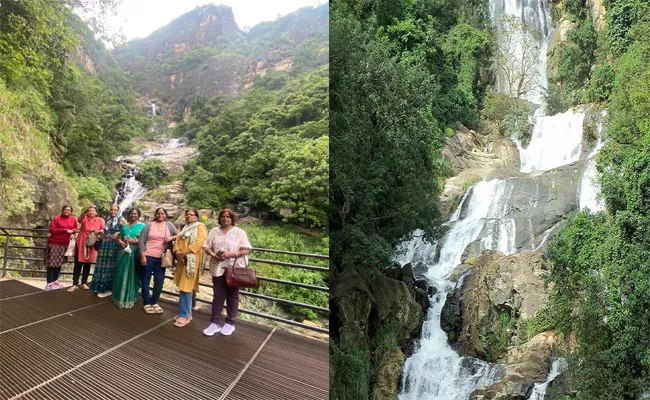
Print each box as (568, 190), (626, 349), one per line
(330, 0), (493, 397)
(242, 222), (327, 320)
(543, 17), (650, 399)
(0, 0), (148, 218)
(179, 66), (328, 228)
(137, 158), (170, 189)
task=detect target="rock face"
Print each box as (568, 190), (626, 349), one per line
(586, 0), (607, 31)
(24, 175), (75, 228)
(372, 347), (406, 400)
(470, 332), (558, 400)
(332, 266), (431, 400)
(113, 4), (328, 114)
(547, 18), (577, 81)
(442, 251), (549, 361)
(440, 126), (519, 217)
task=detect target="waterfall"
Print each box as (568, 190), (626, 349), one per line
(528, 358), (568, 399)
(165, 138), (180, 149)
(399, 180), (519, 400)
(490, 0), (552, 104)
(151, 103), (156, 117)
(518, 110), (585, 173)
(577, 112), (607, 212)
(115, 171), (147, 214)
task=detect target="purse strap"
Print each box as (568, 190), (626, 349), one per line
(231, 254), (249, 269)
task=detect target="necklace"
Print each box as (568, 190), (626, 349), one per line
(156, 221), (164, 232)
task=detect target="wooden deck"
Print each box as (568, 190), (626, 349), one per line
(0, 280), (328, 400)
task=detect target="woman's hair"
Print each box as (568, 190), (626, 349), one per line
(185, 209), (199, 218)
(60, 205), (73, 214)
(218, 208), (237, 226)
(128, 208), (142, 218)
(154, 207), (169, 218)
(109, 204), (119, 211)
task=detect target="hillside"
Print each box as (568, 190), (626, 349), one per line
(113, 4), (328, 118)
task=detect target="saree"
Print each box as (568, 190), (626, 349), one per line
(90, 216), (123, 293)
(112, 222), (145, 309)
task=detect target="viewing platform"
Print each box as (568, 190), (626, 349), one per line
(0, 279), (329, 399)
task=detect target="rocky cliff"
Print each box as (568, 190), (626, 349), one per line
(113, 4), (328, 117)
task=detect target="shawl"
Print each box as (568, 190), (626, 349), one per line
(179, 221), (200, 278)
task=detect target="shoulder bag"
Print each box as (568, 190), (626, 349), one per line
(161, 223), (174, 268)
(225, 254), (257, 288)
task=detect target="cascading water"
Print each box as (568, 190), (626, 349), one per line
(518, 110), (585, 173)
(398, 0), (587, 396)
(528, 358), (568, 399)
(165, 138), (180, 149)
(490, 0), (552, 104)
(578, 113), (607, 212)
(115, 169), (147, 214)
(399, 180), (520, 399)
(151, 103), (156, 117)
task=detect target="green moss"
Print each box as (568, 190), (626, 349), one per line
(330, 341), (371, 400)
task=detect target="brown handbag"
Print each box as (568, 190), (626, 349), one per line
(225, 255), (257, 288)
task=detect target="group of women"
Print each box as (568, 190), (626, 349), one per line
(45, 205), (252, 336)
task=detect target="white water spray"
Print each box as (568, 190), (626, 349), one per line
(519, 110), (585, 173)
(529, 358), (568, 399)
(399, 180), (519, 400)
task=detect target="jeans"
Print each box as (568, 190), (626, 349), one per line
(211, 275), (240, 325)
(178, 291), (192, 318)
(142, 256), (165, 305)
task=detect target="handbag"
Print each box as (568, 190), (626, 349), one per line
(94, 238), (102, 251)
(225, 255), (257, 288)
(85, 231), (97, 247)
(162, 249), (174, 268)
(161, 223), (174, 268)
(64, 235), (76, 257)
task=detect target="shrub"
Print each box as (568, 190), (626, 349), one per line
(137, 158), (170, 189)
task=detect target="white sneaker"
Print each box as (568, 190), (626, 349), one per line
(202, 323), (221, 336)
(220, 323), (235, 336)
(97, 291), (112, 298)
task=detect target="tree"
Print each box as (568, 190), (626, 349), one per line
(495, 15), (541, 99)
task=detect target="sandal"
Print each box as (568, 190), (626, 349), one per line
(67, 285), (78, 292)
(174, 317), (190, 327)
(152, 304), (164, 314)
(80, 284), (90, 290)
(143, 305), (156, 314)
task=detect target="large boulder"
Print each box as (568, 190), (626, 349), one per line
(369, 274), (422, 344)
(470, 332), (558, 400)
(440, 127), (520, 218)
(332, 269), (375, 350)
(454, 250), (549, 360)
(371, 347), (406, 400)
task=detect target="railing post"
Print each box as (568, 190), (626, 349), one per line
(1, 228), (9, 278)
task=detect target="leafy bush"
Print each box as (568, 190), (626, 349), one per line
(584, 63), (615, 102)
(72, 176), (113, 212)
(543, 83), (569, 115)
(137, 158), (169, 189)
(554, 20), (597, 102)
(243, 222), (327, 320)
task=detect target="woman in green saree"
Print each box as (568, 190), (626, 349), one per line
(112, 208), (145, 309)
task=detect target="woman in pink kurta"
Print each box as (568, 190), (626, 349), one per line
(68, 205), (105, 291)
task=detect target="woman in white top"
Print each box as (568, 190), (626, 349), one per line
(202, 208), (252, 336)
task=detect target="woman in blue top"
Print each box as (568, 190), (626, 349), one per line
(90, 204), (126, 298)
(112, 208), (145, 309)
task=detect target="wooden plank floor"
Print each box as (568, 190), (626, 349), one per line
(0, 279), (328, 400)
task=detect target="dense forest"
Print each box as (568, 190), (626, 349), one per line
(331, 0), (650, 398)
(330, 0), (493, 397)
(0, 0), (147, 219)
(543, 0), (650, 397)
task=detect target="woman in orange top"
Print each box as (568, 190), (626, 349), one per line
(68, 205), (105, 292)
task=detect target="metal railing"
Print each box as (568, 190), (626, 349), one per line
(0, 227), (329, 334)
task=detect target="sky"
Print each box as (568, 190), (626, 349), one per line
(108, 0), (326, 41)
